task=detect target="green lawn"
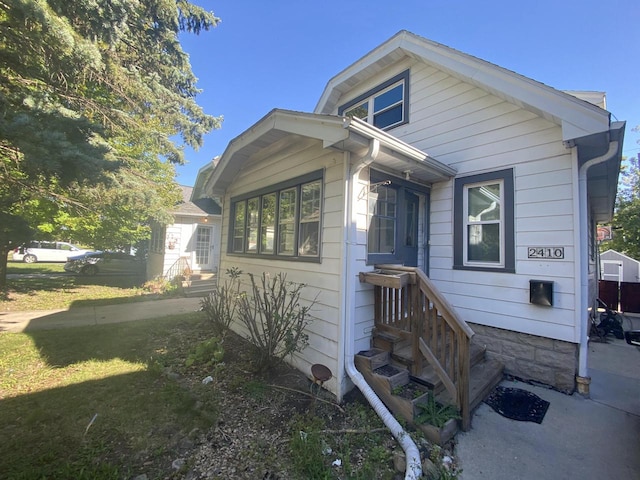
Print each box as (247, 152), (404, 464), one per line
(2, 262), (177, 311)
(0, 313), (217, 479)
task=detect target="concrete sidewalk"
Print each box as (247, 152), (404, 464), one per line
(455, 337), (640, 479)
(0, 296), (203, 333)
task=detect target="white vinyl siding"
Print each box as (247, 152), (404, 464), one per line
(369, 61), (578, 342)
(218, 139), (345, 395)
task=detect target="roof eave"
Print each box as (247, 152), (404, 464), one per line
(316, 30), (611, 141)
(208, 110), (456, 194)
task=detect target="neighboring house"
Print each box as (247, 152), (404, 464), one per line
(147, 175), (222, 279)
(600, 249), (640, 283)
(197, 31), (625, 406)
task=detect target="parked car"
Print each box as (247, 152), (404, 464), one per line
(12, 241), (92, 263)
(64, 251), (145, 276)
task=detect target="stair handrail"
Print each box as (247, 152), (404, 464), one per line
(373, 265), (473, 430)
(164, 256), (192, 283)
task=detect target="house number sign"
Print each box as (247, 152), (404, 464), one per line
(528, 247), (564, 259)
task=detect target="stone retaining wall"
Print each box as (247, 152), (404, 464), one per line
(469, 323), (578, 393)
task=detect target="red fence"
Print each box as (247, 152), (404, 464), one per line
(599, 280), (640, 313)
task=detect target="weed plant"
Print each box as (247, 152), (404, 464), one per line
(414, 394), (460, 428)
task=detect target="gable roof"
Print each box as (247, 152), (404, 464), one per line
(601, 249), (640, 264)
(314, 30), (625, 223)
(206, 109), (457, 195)
(174, 185), (221, 216)
(315, 30), (612, 143)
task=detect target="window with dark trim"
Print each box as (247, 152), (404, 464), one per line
(338, 70), (410, 130)
(150, 225), (166, 253)
(454, 169), (515, 273)
(229, 171), (323, 261)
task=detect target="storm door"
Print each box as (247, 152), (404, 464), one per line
(194, 225), (213, 270)
(399, 191), (419, 267)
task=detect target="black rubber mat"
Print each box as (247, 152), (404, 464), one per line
(484, 386), (550, 424)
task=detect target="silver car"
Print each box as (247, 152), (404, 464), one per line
(64, 251), (145, 276)
(13, 241), (91, 263)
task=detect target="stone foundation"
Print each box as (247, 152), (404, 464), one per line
(469, 323), (578, 393)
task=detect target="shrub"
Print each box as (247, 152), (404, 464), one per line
(200, 267), (242, 337)
(237, 272), (316, 371)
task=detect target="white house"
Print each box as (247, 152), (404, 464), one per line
(198, 31), (625, 410)
(147, 175), (222, 280)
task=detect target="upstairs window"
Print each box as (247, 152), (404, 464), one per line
(339, 70), (409, 130)
(229, 171), (323, 261)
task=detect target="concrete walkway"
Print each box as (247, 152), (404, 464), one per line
(455, 335), (640, 479)
(0, 296), (203, 333)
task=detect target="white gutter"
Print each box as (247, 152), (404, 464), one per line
(577, 139), (619, 381)
(341, 139), (422, 480)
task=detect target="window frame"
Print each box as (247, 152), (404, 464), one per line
(228, 170), (323, 262)
(150, 224), (166, 254)
(338, 70), (410, 130)
(453, 169), (515, 273)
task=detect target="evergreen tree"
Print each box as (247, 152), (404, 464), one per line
(0, 0), (221, 286)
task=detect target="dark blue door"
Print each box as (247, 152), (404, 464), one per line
(400, 191), (419, 267)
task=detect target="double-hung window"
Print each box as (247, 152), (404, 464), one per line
(229, 171), (323, 261)
(454, 169), (515, 272)
(338, 70), (409, 130)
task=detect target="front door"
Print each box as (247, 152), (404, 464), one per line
(194, 225), (213, 270)
(367, 177), (424, 268)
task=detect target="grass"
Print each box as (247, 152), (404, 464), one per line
(0, 314), (414, 479)
(2, 261), (178, 311)
(0, 267), (460, 479)
(0, 313), (217, 479)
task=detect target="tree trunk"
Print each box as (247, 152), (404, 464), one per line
(0, 246), (10, 289)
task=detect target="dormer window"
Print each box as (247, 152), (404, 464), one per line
(338, 70), (409, 130)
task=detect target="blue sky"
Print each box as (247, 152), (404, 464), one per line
(175, 0), (640, 186)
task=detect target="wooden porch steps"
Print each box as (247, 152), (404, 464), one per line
(354, 348), (459, 445)
(360, 329), (504, 439)
(435, 357), (504, 413)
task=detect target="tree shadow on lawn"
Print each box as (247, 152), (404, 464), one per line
(22, 314), (206, 367)
(0, 370), (216, 479)
(0, 316), (218, 477)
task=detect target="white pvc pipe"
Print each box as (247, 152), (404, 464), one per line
(341, 147), (422, 480)
(577, 140), (618, 378)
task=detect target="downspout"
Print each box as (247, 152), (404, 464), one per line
(341, 138), (422, 479)
(576, 139), (618, 393)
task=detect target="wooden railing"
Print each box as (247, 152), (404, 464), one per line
(360, 265), (474, 430)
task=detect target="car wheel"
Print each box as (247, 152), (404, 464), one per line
(82, 264), (98, 276)
(23, 254), (37, 263)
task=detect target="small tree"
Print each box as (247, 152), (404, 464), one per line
(237, 272), (316, 371)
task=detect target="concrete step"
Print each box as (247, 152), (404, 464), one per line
(183, 273), (217, 297)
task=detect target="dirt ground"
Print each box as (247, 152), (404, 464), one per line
(150, 331), (418, 480)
